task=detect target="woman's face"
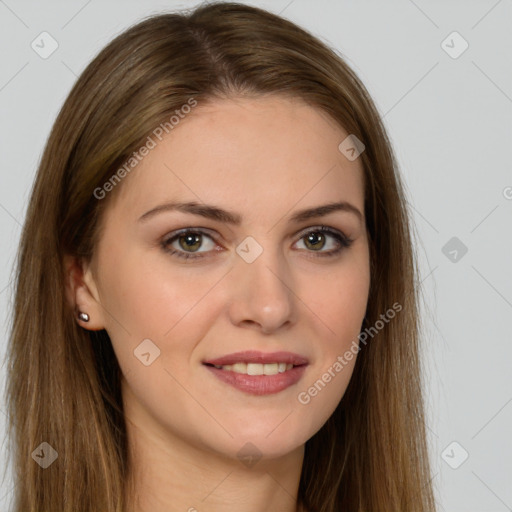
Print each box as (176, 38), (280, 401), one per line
(81, 95), (370, 462)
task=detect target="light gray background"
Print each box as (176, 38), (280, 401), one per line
(1, 1), (511, 510)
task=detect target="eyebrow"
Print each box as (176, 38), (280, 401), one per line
(138, 200), (363, 225)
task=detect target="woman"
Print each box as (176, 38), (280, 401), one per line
(6, 2), (436, 511)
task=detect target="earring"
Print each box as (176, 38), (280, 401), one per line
(78, 311), (90, 322)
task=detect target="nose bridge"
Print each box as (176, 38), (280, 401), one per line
(228, 236), (295, 332)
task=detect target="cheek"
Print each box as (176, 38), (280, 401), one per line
(309, 251), (370, 347)
(293, 253), (369, 432)
(328, 278), (369, 347)
(99, 246), (221, 332)
(96, 247), (229, 374)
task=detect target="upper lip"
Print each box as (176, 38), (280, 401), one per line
(203, 350), (309, 366)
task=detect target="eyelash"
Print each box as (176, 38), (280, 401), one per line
(160, 226), (354, 261)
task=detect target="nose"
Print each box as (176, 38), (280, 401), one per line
(227, 246), (296, 334)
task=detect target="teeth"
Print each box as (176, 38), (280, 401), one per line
(232, 362), (246, 373)
(213, 362), (294, 374)
(263, 363), (278, 375)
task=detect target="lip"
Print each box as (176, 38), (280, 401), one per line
(202, 351), (309, 396)
(204, 364), (308, 396)
(203, 350), (309, 366)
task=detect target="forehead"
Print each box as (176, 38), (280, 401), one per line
(107, 95), (365, 224)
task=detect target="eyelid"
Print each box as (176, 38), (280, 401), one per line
(162, 226), (218, 240)
(294, 224), (346, 240)
(161, 227), (220, 247)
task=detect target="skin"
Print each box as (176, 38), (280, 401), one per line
(67, 95), (370, 512)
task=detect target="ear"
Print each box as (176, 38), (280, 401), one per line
(63, 254), (107, 331)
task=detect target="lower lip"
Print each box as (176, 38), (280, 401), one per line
(204, 364), (307, 396)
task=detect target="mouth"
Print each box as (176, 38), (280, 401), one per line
(202, 351), (309, 395)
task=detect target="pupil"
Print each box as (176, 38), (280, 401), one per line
(306, 232), (324, 250)
(180, 233), (201, 251)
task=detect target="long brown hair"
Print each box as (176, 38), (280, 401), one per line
(5, 2), (436, 511)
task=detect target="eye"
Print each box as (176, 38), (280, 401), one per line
(161, 229), (220, 260)
(293, 226), (353, 257)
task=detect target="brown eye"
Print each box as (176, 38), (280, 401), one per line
(178, 233), (203, 252)
(162, 229), (218, 259)
(303, 231), (326, 251)
(294, 226), (353, 257)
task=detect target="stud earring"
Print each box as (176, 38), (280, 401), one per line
(78, 311), (90, 322)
